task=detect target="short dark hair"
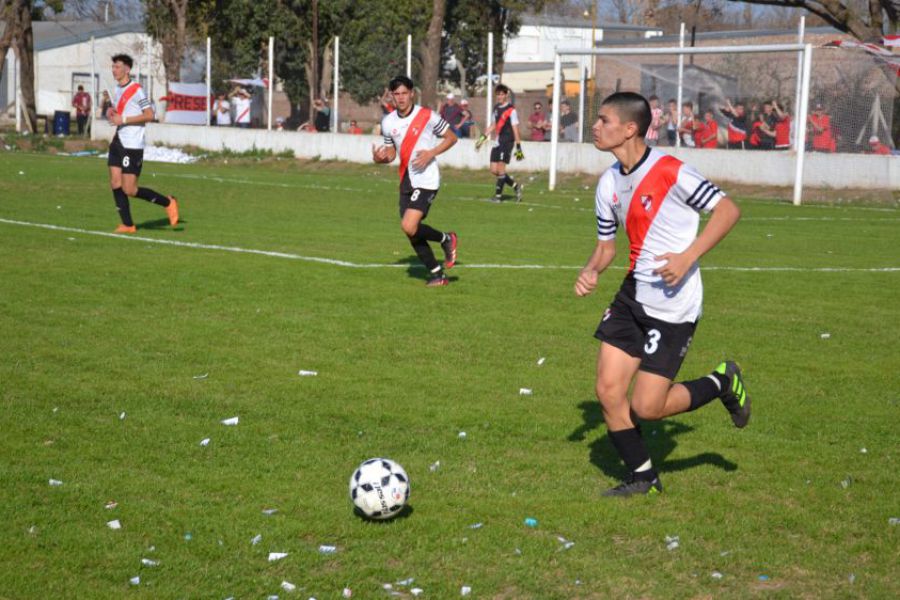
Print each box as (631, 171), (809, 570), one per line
(389, 75), (414, 91)
(601, 91), (652, 136)
(495, 84), (510, 95)
(77, 85), (84, 91)
(648, 95), (659, 102)
(112, 53), (133, 69)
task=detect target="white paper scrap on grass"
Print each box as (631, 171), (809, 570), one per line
(268, 552), (288, 562)
(107, 519), (122, 530)
(141, 558), (159, 567)
(251, 534), (262, 545)
(461, 586), (472, 596)
(537, 357), (546, 366)
(200, 438), (211, 447)
(48, 479), (63, 486)
(411, 589), (423, 597)
(298, 370), (318, 377)
(129, 576), (140, 585)
(193, 373), (209, 380)
(221, 416), (239, 426)
(342, 588), (352, 598)
(519, 388), (533, 396)
(280, 580), (296, 592)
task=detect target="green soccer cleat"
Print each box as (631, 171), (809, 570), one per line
(602, 475), (663, 497)
(716, 361), (751, 428)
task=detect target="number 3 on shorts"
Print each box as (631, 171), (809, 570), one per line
(644, 329), (661, 354)
(122, 156), (130, 168)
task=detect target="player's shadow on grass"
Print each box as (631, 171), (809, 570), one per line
(136, 217), (185, 231)
(568, 400), (737, 480)
(395, 255), (459, 283)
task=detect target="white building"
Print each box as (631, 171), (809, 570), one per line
(500, 14), (662, 91)
(1, 21), (165, 122)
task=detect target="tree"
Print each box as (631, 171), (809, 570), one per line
(419, 0), (447, 108)
(0, 0), (63, 133)
(142, 0), (194, 83)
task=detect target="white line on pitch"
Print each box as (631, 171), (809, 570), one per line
(1, 218), (898, 273)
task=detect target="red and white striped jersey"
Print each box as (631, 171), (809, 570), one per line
(113, 80), (152, 149)
(595, 147), (724, 323)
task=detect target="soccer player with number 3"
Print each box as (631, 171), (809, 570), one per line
(106, 54), (179, 233)
(575, 92), (751, 497)
(373, 76), (459, 287)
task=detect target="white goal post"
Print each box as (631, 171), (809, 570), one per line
(550, 43), (813, 206)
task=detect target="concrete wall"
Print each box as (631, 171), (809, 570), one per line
(93, 120), (898, 191)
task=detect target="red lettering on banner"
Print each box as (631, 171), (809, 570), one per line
(167, 93), (210, 112)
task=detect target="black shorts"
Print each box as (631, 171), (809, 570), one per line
(594, 277), (697, 380)
(107, 135), (144, 175)
(398, 172), (438, 218)
(490, 142), (514, 164)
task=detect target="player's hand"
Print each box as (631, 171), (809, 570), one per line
(107, 108), (117, 121)
(653, 252), (693, 287)
(514, 144), (524, 161)
(574, 268), (598, 297)
(372, 143), (390, 164)
(474, 134), (487, 150)
(411, 149), (433, 170)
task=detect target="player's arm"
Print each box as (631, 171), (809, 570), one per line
(411, 128), (457, 169)
(111, 107), (154, 126)
(654, 196), (741, 287)
(575, 239), (616, 297)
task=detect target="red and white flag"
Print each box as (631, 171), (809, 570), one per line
(162, 82), (212, 125)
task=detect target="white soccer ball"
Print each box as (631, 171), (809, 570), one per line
(349, 457), (410, 520)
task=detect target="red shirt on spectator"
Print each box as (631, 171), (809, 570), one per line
(869, 139), (892, 155)
(774, 116), (791, 149)
(749, 119), (763, 148)
(809, 111), (836, 152)
(701, 118), (718, 148)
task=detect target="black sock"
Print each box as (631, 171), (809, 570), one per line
(416, 224), (444, 243)
(495, 176), (506, 196)
(608, 428), (655, 481)
(408, 234), (441, 273)
(135, 187), (170, 207)
(112, 188), (133, 226)
(504, 173), (516, 187)
(683, 374), (724, 411)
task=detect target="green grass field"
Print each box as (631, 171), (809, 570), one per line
(1, 151), (898, 599)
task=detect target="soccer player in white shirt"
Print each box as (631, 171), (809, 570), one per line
(106, 54), (179, 233)
(373, 76), (459, 287)
(574, 92), (751, 497)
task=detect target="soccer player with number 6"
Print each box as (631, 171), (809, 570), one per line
(106, 54), (179, 234)
(574, 92), (751, 497)
(373, 76), (458, 287)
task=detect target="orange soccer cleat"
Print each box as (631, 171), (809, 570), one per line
(166, 196), (179, 227)
(114, 224), (136, 234)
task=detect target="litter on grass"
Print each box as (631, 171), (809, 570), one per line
(129, 576), (140, 585)
(519, 388), (533, 396)
(107, 519), (121, 530)
(429, 461), (441, 472)
(458, 431), (467, 439)
(193, 373), (209, 380)
(119, 412), (126, 420)
(268, 552), (289, 562)
(318, 545), (337, 554)
(711, 571), (724, 580)
(889, 517), (899, 525)
(298, 370), (318, 377)
(221, 416), (239, 426)
(461, 586), (472, 596)
(342, 588), (352, 598)
(820, 333), (831, 339)
(251, 534), (262, 545)
(536, 357), (546, 366)
(262, 508), (279, 515)
(410, 589), (423, 597)
(524, 518), (537, 528)
(141, 558), (159, 567)
(281, 581), (296, 592)
(48, 479), (63, 486)
(469, 523), (483, 530)
(665, 535), (680, 551)
(199, 438), (211, 447)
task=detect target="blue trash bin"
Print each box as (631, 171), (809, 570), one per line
(53, 110), (71, 135)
